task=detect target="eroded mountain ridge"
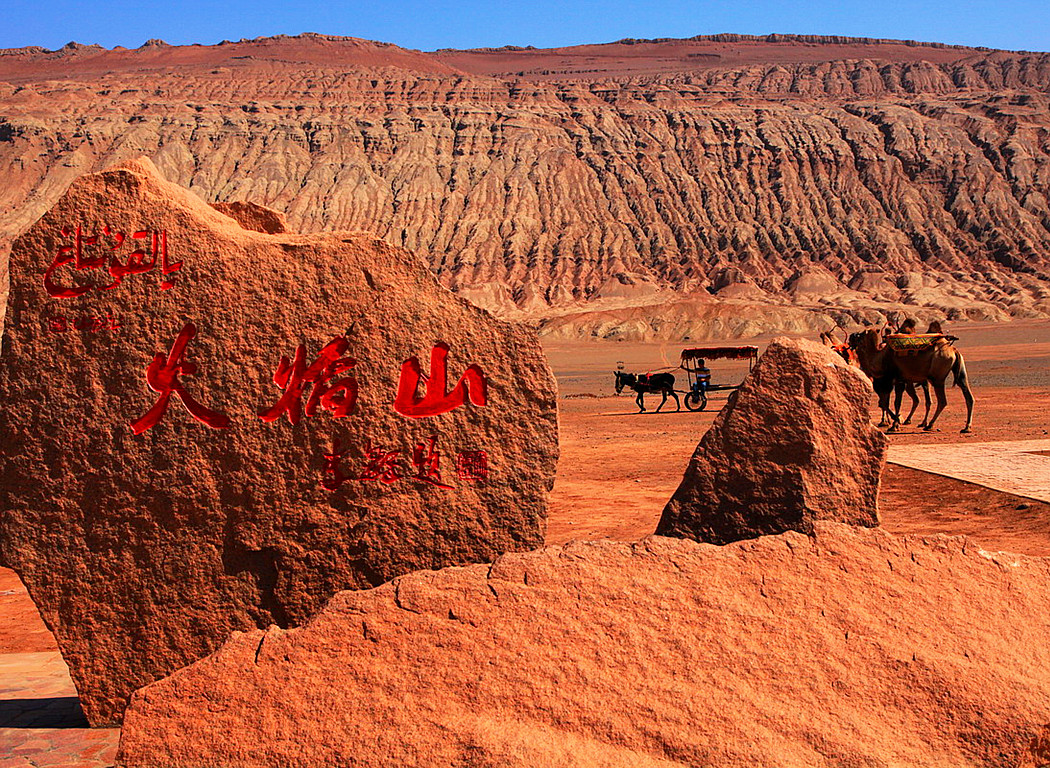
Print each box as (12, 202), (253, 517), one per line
(2, 33), (1049, 338)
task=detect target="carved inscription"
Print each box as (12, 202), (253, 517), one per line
(324, 436), (469, 491)
(125, 327), (490, 491)
(395, 342), (487, 418)
(259, 339), (358, 425)
(45, 225), (182, 297)
(46, 313), (122, 334)
(130, 322), (231, 435)
(456, 450), (489, 483)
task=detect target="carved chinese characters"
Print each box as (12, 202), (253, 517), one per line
(323, 435), (467, 491)
(45, 312), (121, 333)
(394, 341), (487, 417)
(352, 435), (456, 489)
(130, 322), (230, 435)
(456, 450), (489, 483)
(0, 158), (558, 725)
(259, 338), (358, 424)
(125, 326), (490, 491)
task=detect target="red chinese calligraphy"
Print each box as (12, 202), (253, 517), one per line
(394, 342), (487, 418)
(358, 442), (406, 484)
(323, 436), (462, 490)
(412, 437), (453, 489)
(44, 226), (181, 298)
(457, 450), (489, 483)
(46, 315), (69, 334)
(93, 313), (123, 332)
(321, 438), (352, 491)
(130, 322), (231, 435)
(259, 338), (358, 425)
(45, 312), (121, 334)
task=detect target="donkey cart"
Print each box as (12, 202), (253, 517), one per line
(679, 346), (758, 411)
(614, 345), (759, 413)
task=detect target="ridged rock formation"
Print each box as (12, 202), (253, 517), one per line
(2, 34), (1050, 338)
(116, 524), (1050, 767)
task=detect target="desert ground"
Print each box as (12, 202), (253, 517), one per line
(544, 320), (1050, 555)
(2, 319), (1050, 763)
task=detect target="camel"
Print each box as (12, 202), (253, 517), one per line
(830, 328), (927, 428)
(849, 328), (974, 433)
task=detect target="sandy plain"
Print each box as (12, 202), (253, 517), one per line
(2, 319), (1050, 764)
(544, 321), (1050, 555)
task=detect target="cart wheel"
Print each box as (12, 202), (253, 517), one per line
(684, 391), (708, 412)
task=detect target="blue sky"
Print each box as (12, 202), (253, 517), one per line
(2, 0), (1047, 52)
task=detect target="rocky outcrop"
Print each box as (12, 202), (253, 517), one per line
(117, 524), (1050, 768)
(1, 35), (1050, 337)
(0, 158), (558, 724)
(209, 201), (287, 233)
(657, 338), (885, 544)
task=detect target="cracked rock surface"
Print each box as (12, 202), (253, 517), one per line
(117, 523), (1050, 768)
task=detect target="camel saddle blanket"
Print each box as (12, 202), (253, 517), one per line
(886, 333), (957, 352)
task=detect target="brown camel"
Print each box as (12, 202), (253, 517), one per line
(850, 329), (974, 433)
(846, 329), (929, 430)
(819, 329), (855, 365)
(887, 319), (931, 428)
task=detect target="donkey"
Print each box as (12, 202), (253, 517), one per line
(614, 371), (681, 413)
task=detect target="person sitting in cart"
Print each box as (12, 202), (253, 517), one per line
(695, 359), (711, 390)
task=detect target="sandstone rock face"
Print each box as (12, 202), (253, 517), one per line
(657, 338), (885, 544)
(117, 524), (1050, 768)
(2, 35), (1050, 339)
(0, 158), (557, 725)
(208, 201), (287, 234)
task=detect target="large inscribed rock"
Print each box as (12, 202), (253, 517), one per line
(0, 158), (558, 724)
(657, 337), (885, 544)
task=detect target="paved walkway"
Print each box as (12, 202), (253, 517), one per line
(0, 652), (118, 768)
(888, 439), (1050, 503)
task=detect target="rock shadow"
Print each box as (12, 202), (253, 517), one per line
(0, 696), (88, 728)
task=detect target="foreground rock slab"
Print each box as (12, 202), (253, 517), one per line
(117, 524), (1050, 767)
(657, 337), (885, 544)
(0, 158), (557, 724)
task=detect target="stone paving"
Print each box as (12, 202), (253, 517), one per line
(888, 439), (1050, 503)
(0, 652), (118, 768)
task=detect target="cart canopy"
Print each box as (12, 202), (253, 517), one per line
(680, 346), (758, 366)
(680, 346), (755, 361)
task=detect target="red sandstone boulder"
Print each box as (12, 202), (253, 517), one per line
(209, 201), (288, 234)
(0, 158), (558, 724)
(116, 524), (1050, 767)
(657, 337), (885, 544)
